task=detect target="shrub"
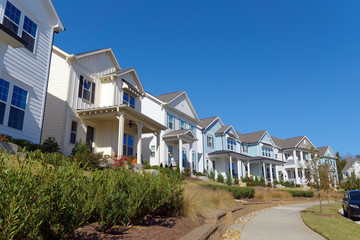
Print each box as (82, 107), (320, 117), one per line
(226, 173), (232, 186)
(209, 170), (215, 181)
(10, 138), (41, 152)
(40, 137), (60, 153)
(217, 172), (224, 183)
(267, 182), (272, 187)
(71, 140), (91, 155)
(201, 184), (255, 199)
(286, 190), (314, 198)
(234, 177), (239, 185)
(341, 175), (360, 191)
(70, 140), (103, 170)
(184, 168), (191, 177)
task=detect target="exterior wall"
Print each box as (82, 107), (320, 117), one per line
(203, 120), (222, 153)
(247, 144), (258, 156)
(0, 0), (60, 143)
(168, 94), (196, 119)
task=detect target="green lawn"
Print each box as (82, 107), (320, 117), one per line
(301, 203), (360, 240)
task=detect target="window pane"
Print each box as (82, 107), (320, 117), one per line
(70, 132), (76, 144)
(130, 96), (135, 108)
(23, 16), (37, 37)
(123, 92), (129, 104)
(22, 31), (35, 52)
(0, 102), (5, 124)
(8, 106), (24, 130)
(128, 146), (133, 156)
(2, 17), (18, 34)
(71, 121), (77, 132)
(5, 2), (21, 24)
(0, 79), (10, 102)
(128, 135), (133, 147)
(11, 86), (27, 110)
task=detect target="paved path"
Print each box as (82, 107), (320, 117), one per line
(241, 203), (325, 240)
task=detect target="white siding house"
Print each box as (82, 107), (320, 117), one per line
(0, 0), (63, 143)
(42, 46), (166, 159)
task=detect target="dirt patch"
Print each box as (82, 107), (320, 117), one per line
(69, 215), (200, 240)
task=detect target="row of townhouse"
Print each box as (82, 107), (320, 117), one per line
(40, 43), (339, 185)
(0, 1), (339, 186)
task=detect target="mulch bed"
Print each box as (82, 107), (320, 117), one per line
(69, 214), (200, 240)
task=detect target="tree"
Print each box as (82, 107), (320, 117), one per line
(319, 164), (335, 205)
(305, 146), (331, 214)
(335, 152), (347, 181)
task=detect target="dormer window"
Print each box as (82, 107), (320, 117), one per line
(167, 114), (174, 129)
(123, 92), (135, 108)
(78, 75), (95, 103)
(3, 1), (21, 34)
(180, 120), (186, 130)
(243, 145), (248, 153)
(227, 139), (235, 150)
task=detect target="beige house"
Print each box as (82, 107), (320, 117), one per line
(42, 46), (166, 164)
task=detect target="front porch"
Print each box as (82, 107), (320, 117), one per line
(246, 157), (285, 183)
(77, 105), (166, 165)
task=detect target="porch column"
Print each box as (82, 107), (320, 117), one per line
(156, 131), (161, 166)
(275, 166), (280, 181)
(247, 161), (250, 177)
(229, 155), (233, 180)
(293, 149), (300, 184)
(189, 143), (193, 172)
(178, 138), (183, 171)
(237, 159), (241, 179)
(136, 123), (143, 164)
(300, 150), (304, 164)
(269, 163), (273, 182)
(117, 113), (125, 157)
(262, 161), (266, 182)
(302, 168), (305, 183)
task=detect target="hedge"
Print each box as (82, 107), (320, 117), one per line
(286, 190), (314, 198)
(201, 184), (255, 199)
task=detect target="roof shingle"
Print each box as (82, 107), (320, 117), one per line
(199, 116), (218, 129)
(155, 91), (184, 103)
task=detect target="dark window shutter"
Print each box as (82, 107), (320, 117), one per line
(78, 75), (83, 98)
(91, 82), (96, 104)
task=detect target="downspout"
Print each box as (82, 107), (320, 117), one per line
(40, 30), (57, 144)
(202, 128), (205, 173)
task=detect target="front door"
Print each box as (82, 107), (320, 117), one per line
(86, 126), (94, 152)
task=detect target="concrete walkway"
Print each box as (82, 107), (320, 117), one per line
(241, 202), (325, 240)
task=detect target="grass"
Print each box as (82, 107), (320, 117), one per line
(301, 203), (360, 240)
(182, 183), (236, 222)
(254, 187), (292, 200)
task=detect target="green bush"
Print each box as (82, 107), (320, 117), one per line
(234, 177), (239, 185)
(226, 173), (232, 186)
(341, 175), (360, 191)
(209, 170), (215, 181)
(184, 168), (191, 177)
(202, 184), (255, 199)
(217, 172), (224, 183)
(40, 137), (60, 153)
(9, 138), (41, 152)
(70, 140), (103, 170)
(286, 190), (314, 198)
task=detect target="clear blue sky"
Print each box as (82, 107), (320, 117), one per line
(53, 0), (359, 156)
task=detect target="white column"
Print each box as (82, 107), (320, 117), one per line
(178, 138), (183, 171)
(275, 166), (280, 181)
(293, 149), (299, 184)
(269, 163), (273, 182)
(189, 143), (193, 172)
(247, 161), (250, 177)
(156, 131), (160, 166)
(300, 150), (304, 163)
(262, 161), (266, 182)
(237, 159), (241, 179)
(136, 123), (143, 164)
(300, 151), (305, 183)
(229, 155), (233, 180)
(117, 113), (125, 157)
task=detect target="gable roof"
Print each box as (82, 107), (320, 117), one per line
(54, 46), (121, 71)
(43, 0), (64, 32)
(271, 136), (316, 150)
(155, 91), (184, 103)
(215, 125), (238, 138)
(199, 116), (221, 129)
(236, 130), (267, 144)
(317, 146), (336, 159)
(271, 136), (284, 148)
(342, 158), (360, 173)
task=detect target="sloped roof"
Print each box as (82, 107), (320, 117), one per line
(216, 125), (231, 134)
(155, 91), (185, 103)
(342, 158), (360, 173)
(272, 136), (305, 149)
(317, 146), (329, 157)
(199, 116), (218, 129)
(236, 130), (266, 144)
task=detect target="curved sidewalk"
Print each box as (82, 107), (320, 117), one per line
(241, 202), (325, 240)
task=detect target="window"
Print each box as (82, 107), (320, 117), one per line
(207, 135), (214, 148)
(78, 75), (95, 103)
(8, 85), (27, 130)
(150, 145), (155, 158)
(3, 1), (21, 34)
(123, 134), (134, 156)
(243, 145), (248, 153)
(206, 159), (209, 171)
(192, 151), (196, 170)
(285, 153), (290, 160)
(123, 92), (135, 108)
(262, 147), (272, 158)
(190, 125), (196, 136)
(275, 153), (278, 159)
(212, 160), (215, 170)
(70, 121), (77, 144)
(167, 114), (174, 129)
(22, 16), (37, 52)
(0, 79), (10, 124)
(227, 139), (235, 150)
(180, 120), (186, 130)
